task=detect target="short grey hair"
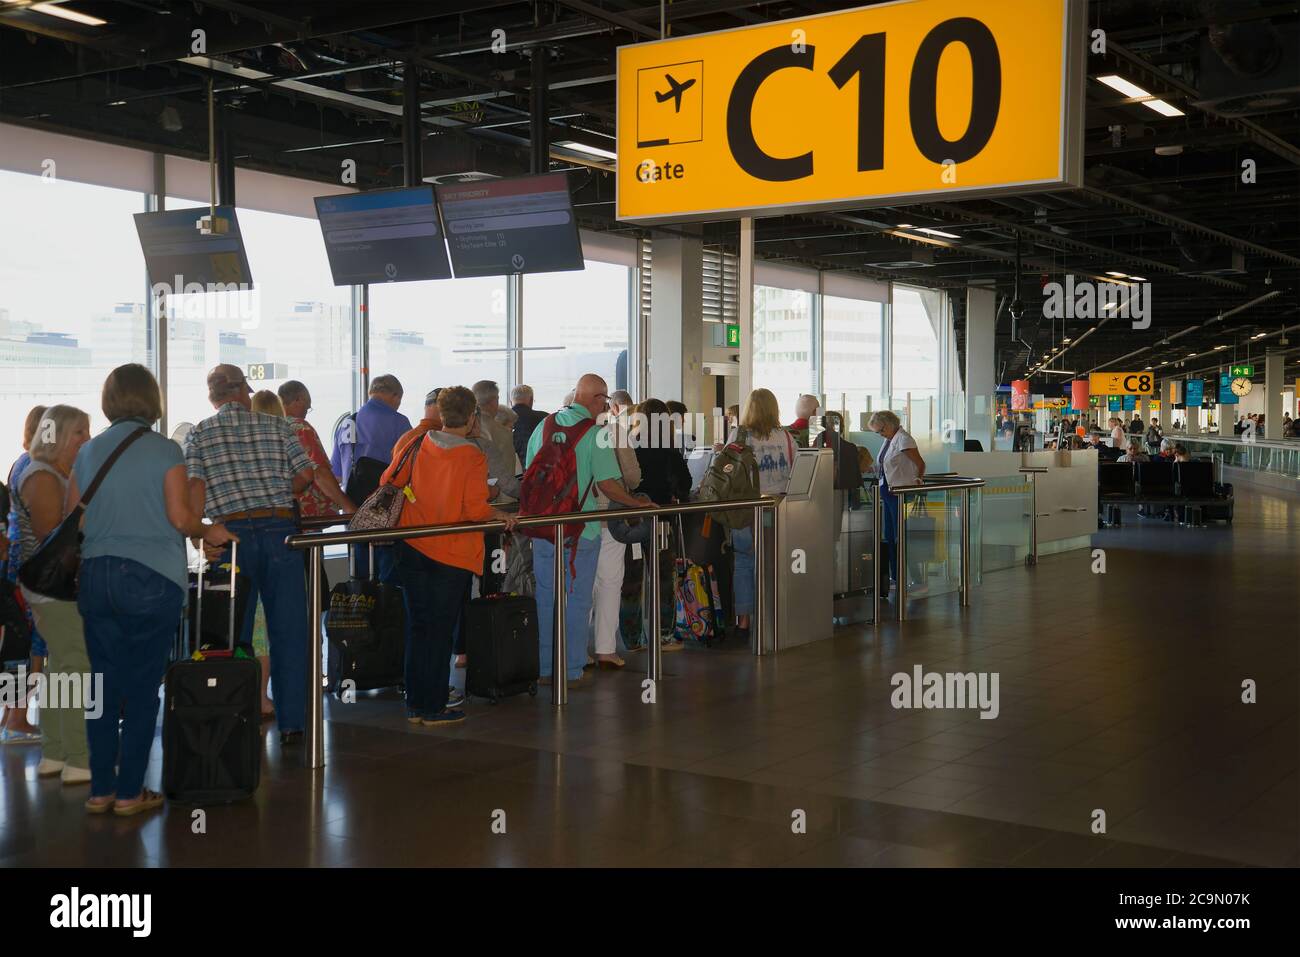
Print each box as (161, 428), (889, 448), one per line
(867, 409), (901, 431)
(510, 384), (534, 405)
(369, 374), (403, 398)
(562, 390), (576, 407)
(471, 380), (500, 405)
(278, 380), (309, 406)
(610, 390), (633, 408)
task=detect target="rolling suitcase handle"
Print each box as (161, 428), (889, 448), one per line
(347, 543), (377, 581)
(193, 538), (239, 656)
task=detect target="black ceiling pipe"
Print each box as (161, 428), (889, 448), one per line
(529, 47), (549, 175)
(216, 104), (236, 208)
(402, 62), (422, 187)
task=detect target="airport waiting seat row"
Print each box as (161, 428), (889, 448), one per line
(1098, 460), (1233, 527)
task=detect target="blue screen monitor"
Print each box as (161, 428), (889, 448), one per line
(314, 187), (452, 285)
(436, 172), (584, 278)
(134, 205), (252, 289)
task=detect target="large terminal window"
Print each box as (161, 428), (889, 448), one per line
(522, 256), (633, 411)
(821, 274), (888, 427)
(368, 276), (509, 423)
(752, 263), (819, 422)
(0, 170), (148, 456)
(161, 200), (354, 443)
(890, 283), (944, 409)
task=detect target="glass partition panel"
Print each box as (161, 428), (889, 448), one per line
(974, 475), (1031, 574)
(522, 260), (631, 411)
(900, 488), (963, 601)
(1, 172), (147, 455)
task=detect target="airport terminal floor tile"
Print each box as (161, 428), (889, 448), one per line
(2, 487), (1296, 868)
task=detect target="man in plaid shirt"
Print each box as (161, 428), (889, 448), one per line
(185, 365), (316, 744)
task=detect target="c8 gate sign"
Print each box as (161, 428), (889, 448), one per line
(616, 0), (1085, 224)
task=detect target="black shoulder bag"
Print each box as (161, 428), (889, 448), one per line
(18, 426), (149, 602)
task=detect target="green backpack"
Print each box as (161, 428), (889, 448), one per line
(698, 429), (760, 530)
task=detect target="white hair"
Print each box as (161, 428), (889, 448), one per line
(510, 384), (534, 405)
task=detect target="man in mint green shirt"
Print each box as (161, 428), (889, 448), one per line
(525, 374), (651, 684)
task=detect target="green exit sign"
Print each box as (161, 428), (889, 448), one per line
(725, 324), (740, 348)
(1229, 364), (1254, 378)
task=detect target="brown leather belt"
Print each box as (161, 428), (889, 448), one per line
(218, 507), (296, 522)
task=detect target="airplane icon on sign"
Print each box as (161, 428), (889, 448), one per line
(654, 73), (696, 112)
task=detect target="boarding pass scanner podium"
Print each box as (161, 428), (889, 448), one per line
(754, 447), (835, 653)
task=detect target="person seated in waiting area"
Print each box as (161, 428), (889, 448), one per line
(1117, 439), (1150, 464)
(1157, 437), (1176, 459)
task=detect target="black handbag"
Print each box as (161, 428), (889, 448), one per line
(17, 427), (149, 602)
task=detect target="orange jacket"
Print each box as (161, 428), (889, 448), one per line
(381, 429), (493, 573)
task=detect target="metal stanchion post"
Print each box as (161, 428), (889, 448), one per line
(552, 525), (567, 708)
(647, 515), (661, 684)
(752, 505), (766, 655)
(307, 546), (325, 770)
(1028, 474), (1038, 565)
(872, 484), (881, 626)
(896, 492), (908, 621)
(960, 487), (971, 607)
(770, 504), (780, 653)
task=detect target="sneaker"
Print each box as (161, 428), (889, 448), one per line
(61, 765), (91, 785)
(446, 687), (466, 708)
(37, 758), (65, 777)
(420, 710), (467, 727)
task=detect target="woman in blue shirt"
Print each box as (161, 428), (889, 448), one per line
(70, 364), (233, 817)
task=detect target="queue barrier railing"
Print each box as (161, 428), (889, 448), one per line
(1018, 467), (1048, 565)
(884, 476), (986, 622)
(286, 497), (778, 769)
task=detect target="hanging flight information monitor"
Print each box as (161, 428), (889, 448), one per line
(315, 187), (452, 285)
(436, 173), (585, 278)
(616, 0), (1086, 223)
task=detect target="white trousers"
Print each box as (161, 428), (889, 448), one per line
(590, 525), (626, 655)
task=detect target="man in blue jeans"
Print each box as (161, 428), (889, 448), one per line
(186, 365), (316, 744)
(525, 374), (652, 687)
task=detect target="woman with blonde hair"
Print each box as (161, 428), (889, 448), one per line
(728, 388), (796, 641)
(251, 390), (285, 418)
(12, 406), (91, 772)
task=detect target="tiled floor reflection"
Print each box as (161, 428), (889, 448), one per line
(3, 488), (1296, 867)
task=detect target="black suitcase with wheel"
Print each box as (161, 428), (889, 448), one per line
(326, 543), (406, 695)
(163, 541), (261, 804)
(464, 594), (539, 703)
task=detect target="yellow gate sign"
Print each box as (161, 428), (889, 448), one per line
(1089, 372), (1156, 396)
(616, 0), (1085, 224)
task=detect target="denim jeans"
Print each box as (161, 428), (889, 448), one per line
(533, 535), (600, 680)
(731, 515), (769, 618)
(221, 518), (308, 733)
(394, 543), (470, 718)
(78, 556), (183, 800)
(350, 543), (395, 584)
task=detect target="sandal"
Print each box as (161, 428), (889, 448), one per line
(112, 788), (164, 817)
(85, 794), (116, 814)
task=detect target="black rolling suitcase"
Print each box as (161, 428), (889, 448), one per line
(163, 541), (261, 804)
(326, 543), (406, 695)
(464, 594), (539, 703)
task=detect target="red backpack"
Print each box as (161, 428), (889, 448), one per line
(518, 414), (598, 557)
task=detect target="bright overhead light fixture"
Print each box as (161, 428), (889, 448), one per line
(1096, 75), (1150, 99)
(915, 227), (960, 239)
(29, 2), (106, 25)
(1251, 332), (1266, 339)
(1144, 99), (1185, 117)
(1130, 275), (1147, 282)
(555, 139), (616, 160)
(896, 223), (915, 229)
(1105, 270), (1128, 278)
(1041, 369), (1077, 375)
(1187, 353), (1197, 358)
(1214, 344), (1228, 350)
(1063, 337), (1072, 343)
